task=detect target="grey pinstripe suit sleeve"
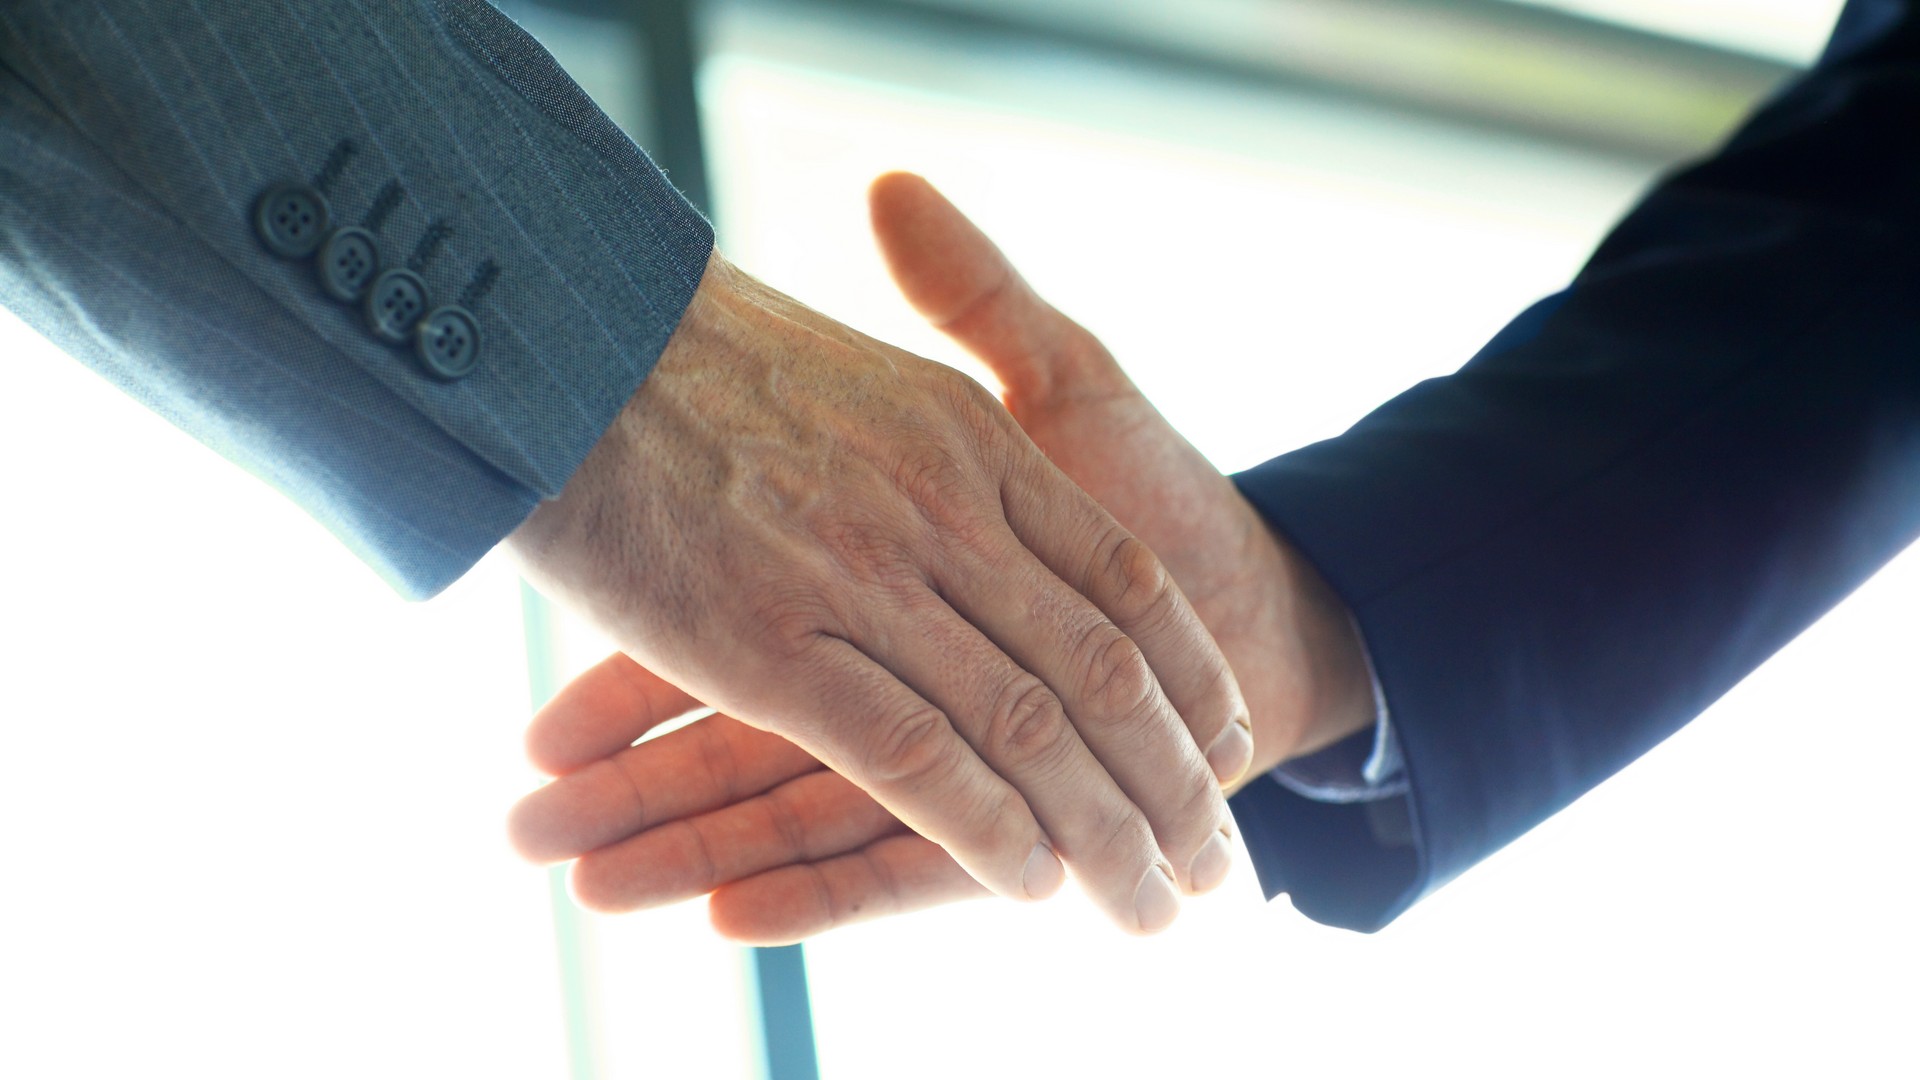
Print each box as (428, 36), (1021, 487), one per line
(0, 0), (714, 597)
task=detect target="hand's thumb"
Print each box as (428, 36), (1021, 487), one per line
(868, 172), (1124, 406)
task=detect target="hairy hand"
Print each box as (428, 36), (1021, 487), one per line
(507, 244), (1252, 935)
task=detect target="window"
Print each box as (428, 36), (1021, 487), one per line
(4, 1), (1907, 1077)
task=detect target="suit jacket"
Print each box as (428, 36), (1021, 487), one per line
(1229, 0), (1920, 931)
(0, 0), (712, 598)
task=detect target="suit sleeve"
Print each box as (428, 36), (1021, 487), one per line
(1227, 0), (1920, 931)
(0, 0), (713, 597)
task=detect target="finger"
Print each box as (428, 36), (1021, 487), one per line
(935, 529), (1240, 900)
(569, 768), (904, 913)
(779, 633), (1067, 907)
(509, 712), (822, 863)
(855, 586), (1182, 933)
(524, 653), (703, 776)
(868, 171), (1131, 407)
(1003, 462), (1255, 791)
(709, 833), (988, 946)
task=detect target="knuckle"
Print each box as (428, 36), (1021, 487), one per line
(933, 362), (997, 412)
(891, 447), (1003, 552)
(1058, 327), (1115, 377)
(891, 444), (972, 511)
(814, 512), (923, 592)
(1091, 532), (1178, 629)
(941, 507), (1008, 559)
(863, 706), (955, 787)
(979, 677), (1073, 770)
(935, 366), (1018, 449)
(813, 509), (892, 564)
(1074, 628), (1162, 731)
(744, 581), (837, 660)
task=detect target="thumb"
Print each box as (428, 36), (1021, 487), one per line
(868, 172), (1128, 408)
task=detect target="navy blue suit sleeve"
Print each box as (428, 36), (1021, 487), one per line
(1228, 0), (1920, 931)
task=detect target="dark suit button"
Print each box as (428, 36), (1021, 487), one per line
(254, 184), (331, 259)
(365, 268), (429, 344)
(316, 228), (381, 302)
(415, 306), (482, 381)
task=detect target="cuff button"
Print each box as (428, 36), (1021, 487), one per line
(317, 227), (382, 302)
(365, 268), (430, 345)
(254, 184), (331, 259)
(416, 306), (482, 381)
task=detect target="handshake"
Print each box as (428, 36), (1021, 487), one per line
(506, 174), (1375, 942)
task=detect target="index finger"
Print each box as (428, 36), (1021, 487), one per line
(524, 653), (703, 776)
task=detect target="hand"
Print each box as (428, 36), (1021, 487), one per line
(507, 245), (1251, 934)
(508, 176), (1374, 942)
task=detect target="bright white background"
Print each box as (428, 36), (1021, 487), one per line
(4, 0), (1912, 1077)
(0, 324), (566, 1074)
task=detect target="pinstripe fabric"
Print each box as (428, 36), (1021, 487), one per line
(0, 0), (713, 597)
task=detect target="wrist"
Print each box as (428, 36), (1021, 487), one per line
(1239, 521), (1376, 786)
(1285, 532), (1375, 752)
(505, 249), (733, 625)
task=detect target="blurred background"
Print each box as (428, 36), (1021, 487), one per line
(6, 0), (1914, 1077)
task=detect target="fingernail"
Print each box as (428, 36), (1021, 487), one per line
(1187, 830), (1234, 894)
(1134, 864), (1180, 933)
(1206, 720), (1254, 784)
(1023, 843), (1064, 900)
